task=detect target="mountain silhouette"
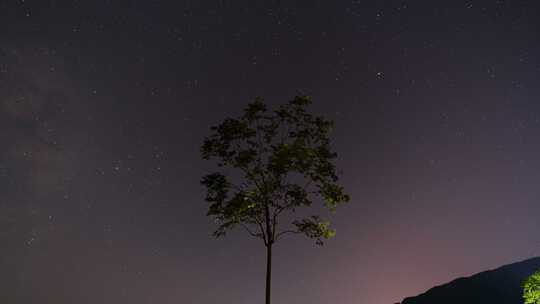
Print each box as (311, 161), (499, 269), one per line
(400, 257), (540, 304)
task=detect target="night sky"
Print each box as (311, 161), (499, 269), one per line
(1, 1), (540, 303)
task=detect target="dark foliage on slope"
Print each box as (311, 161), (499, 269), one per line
(401, 257), (540, 304)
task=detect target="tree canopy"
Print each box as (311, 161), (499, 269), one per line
(201, 95), (350, 246)
(524, 269), (540, 304)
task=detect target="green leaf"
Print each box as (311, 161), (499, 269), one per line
(293, 216), (336, 246)
(524, 269), (540, 304)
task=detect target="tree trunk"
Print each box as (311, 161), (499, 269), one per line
(265, 243), (272, 304)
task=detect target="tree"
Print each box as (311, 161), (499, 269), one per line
(200, 95), (350, 304)
(524, 269), (540, 304)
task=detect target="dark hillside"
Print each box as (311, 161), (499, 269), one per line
(401, 257), (540, 304)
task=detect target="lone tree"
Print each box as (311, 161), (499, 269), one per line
(524, 269), (540, 304)
(201, 96), (350, 304)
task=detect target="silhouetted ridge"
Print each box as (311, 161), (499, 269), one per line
(400, 257), (540, 304)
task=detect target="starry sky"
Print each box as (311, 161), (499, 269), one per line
(1, 1), (540, 303)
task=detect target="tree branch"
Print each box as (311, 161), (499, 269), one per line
(240, 223), (261, 238)
(253, 215), (268, 245)
(275, 229), (301, 240)
(271, 210), (277, 243)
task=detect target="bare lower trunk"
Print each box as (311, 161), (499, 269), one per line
(265, 243), (272, 304)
